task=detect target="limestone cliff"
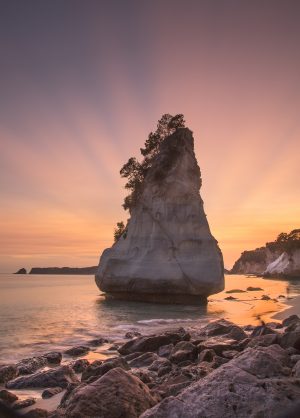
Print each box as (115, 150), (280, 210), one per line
(231, 229), (300, 277)
(95, 128), (224, 303)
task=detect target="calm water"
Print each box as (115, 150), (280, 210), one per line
(0, 273), (300, 363)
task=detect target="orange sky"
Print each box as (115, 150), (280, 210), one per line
(0, 1), (299, 272)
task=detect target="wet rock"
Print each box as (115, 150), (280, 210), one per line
(64, 345), (90, 357)
(211, 355), (230, 369)
(198, 348), (215, 362)
(265, 321), (282, 329)
(0, 364), (18, 384)
(292, 360), (300, 377)
(17, 356), (48, 375)
(141, 345), (300, 418)
(233, 345), (290, 378)
(59, 382), (79, 409)
(170, 341), (197, 364)
(157, 364), (173, 377)
(246, 333), (279, 348)
(261, 294), (271, 300)
(280, 331), (300, 350)
(282, 315), (300, 328)
(123, 352), (144, 362)
(125, 331), (142, 339)
(42, 387), (63, 399)
(44, 352), (62, 365)
(81, 357), (129, 383)
(148, 357), (172, 372)
(198, 337), (238, 355)
(199, 319), (247, 341)
(225, 289), (246, 293)
(0, 389), (18, 404)
(64, 367), (157, 418)
(224, 296), (237, 300)
(291, 354), (300, 364)
(129, 352), (159, 368)
(118, 328), (190, 355)
(246, 286), (263, 291)
(250, 325), (277, 337)
(23, 409), (49, 418)
(131, 369), (154, 384)
(13, 397), (36, 409)
(7, 365), (79, 389)
(157, 344), (173, 358)
(88, 337), (108, 346)
(222, 349), (239, 359)
(70, 358), (89, 373)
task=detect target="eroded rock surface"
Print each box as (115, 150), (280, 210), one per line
(95, 128), (224, 303)
(63, 367), (157, 418)
(141, 345), (300, 418)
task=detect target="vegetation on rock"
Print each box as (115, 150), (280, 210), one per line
(114, 113), (185, 240)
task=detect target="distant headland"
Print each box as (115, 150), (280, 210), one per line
(14, 266), (98, 275)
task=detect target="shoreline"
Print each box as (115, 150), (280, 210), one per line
(1, 314), (300, 417)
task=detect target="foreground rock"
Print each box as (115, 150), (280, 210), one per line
(6, 365), (79, 389)
(119, 328), (190, 355)
(62, 367), (157, 418)
(95, 127), (224, 303)
(141, 345), (300, 418)
(0, 364), (18, 384)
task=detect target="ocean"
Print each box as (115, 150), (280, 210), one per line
(1, 273), (300, 363)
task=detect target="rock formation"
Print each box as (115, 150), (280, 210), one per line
(95, 127), (224, 303)
(15, 268), (26, 274)
(231, 229), (300, 277)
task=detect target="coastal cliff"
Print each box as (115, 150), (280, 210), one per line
(231, 229), (300, 277)
(95, 126), (224, 303)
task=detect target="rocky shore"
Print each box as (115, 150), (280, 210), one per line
(1, 316), (300, 417)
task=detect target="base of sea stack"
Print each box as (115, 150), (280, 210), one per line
(104, 292), (208, 305)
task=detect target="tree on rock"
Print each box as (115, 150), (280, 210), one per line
(120, 113), (185, 212)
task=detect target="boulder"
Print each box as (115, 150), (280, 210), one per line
(13, 397), (36, 409)
(118, 329), (190, 355)
(141, 345), (300, 418)
(128, 352), (159, 368)
(70, 358), (90, 373)
(292, 360), (300, 377)
(64, 345), (90, 357)
(0, 389), (18, 404)
(149, 357), (172, 372)
(169, 341), (198, 363)
(88, 337), (108, 346)
(280, 331), (300, 350)
(0, 364), (18, 384)
(246, 333), (279, 348)
(81, 357), (129, 383)
(198, 337), (238, 355)
(63, 367), (157, 418)
(199, 319), (247, 341)
(6, 365), (79, 389)
(42, 387), (63, 399)
(198, 348), (215, 362)
(17, 356), (48, 375)
(44, 352), (62, 365)
(250, 325), (277, 337)
(157, 344), (174, 358)
(282, 315), (300, 328)
(95, 128), (224, 304)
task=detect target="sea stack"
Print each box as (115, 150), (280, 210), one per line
(95, 127), (224, 303)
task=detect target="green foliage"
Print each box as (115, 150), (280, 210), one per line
(120, 113), (185, 213)
(266, 229), (300, 254)
(114, 221), (126, 242)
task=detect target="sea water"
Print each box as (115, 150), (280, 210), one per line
(0, 273), (299, 363)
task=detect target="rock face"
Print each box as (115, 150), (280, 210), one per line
(141, 345), (300, 418)
(264, 250), (300, 277)
(231, 229), (300, 277)
(63, 367), (157, 418)
(15, 267), (27, 274)
(95, 128), (224, 303)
